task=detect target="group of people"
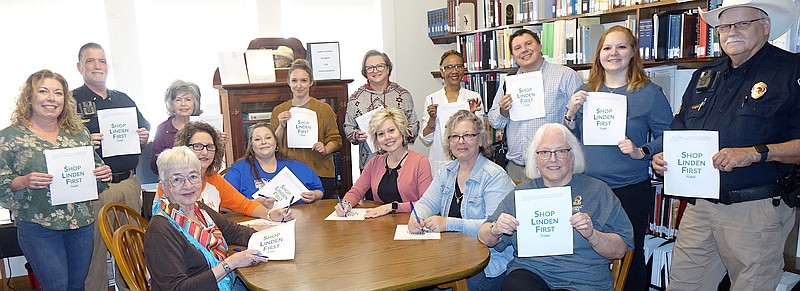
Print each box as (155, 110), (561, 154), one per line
(0, 0), (798, 290)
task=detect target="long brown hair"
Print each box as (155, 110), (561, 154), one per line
(11, 70), (82, 134)
(586, 26), (649, 92)
(236, 122), (284, 182)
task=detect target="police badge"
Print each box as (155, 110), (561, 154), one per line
(751, 82), (767, 100)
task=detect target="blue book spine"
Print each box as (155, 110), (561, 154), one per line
(638, 18), (654, 61)
(668, 14), (682, 59)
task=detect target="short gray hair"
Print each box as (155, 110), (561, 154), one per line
(525, 123), (585, 179)
(164, 80), (202, 116)
(442, 110), (492, 160)
(157, 146), (202, 182)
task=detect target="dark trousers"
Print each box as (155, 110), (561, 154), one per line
(612, 179), (655, 291)
(320, 177), (336, 199)
(501, 269), (568, 291)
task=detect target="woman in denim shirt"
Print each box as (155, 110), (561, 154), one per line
(409, 110), (515, 291)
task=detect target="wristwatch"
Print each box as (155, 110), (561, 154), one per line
(754, 144), (769, 163)
(391, 202), (398, 214)
(639, 147), (651, 157)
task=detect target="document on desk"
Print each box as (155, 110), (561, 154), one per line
(44, 146), (98, 205)
(287, 107), (318, 149)
(663, 130), (719, 198)
(354, 106), (383, 152)
(253, 167), (307, 209)
(515, 187), (573, 257)
(238, 219), (279, 227)
(324, 208), (372, 220)
(97, 107), (141, 157)
(248, 219), (296, 260)
(393, 225), (441, 240)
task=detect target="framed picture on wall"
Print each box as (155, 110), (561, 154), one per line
(306, 41), (341, 80)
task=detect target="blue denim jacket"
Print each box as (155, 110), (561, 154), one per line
(415, 155), (515, 277)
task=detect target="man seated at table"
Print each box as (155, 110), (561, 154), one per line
(478, 123), (633, 290)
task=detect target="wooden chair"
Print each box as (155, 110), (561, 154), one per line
(98, 202), (149, 251)
(611, 249), (635, 291)
(112, 225), (149, 291)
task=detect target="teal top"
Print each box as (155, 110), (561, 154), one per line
(0, 125), (108, 230)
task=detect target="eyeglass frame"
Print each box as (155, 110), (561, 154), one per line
(364, 63), (388, 73)
(440, 64), (465, 71)
(714, 17), (766, 34)
(164, 173), (203, 188)
(187, 143), (217, 151)
(447, 133), (479, 143)
(535, 148), (572, 160)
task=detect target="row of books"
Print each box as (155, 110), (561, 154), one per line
(427, 8), (450, 37)
(638, 8), (724, 61)
(649, 183), (688, 239)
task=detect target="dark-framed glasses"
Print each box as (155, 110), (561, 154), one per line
(714, 17), (765, 34)
(441, 64), (465, 71)
(535, 148), (571, 160)
(188, 143), (216, 151)
(365, 63), (388, 73)
(166, 173), (203, 187)
(448, 133), (479, 142)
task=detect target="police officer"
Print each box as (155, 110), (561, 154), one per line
(652, 0), (800, 289)
(74, 42), (150, 291)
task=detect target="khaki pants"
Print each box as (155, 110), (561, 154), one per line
(666, 198), (794, 291)
(85, 175), (143, 291)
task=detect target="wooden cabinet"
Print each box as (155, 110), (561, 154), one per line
(216, 80), (354, 196)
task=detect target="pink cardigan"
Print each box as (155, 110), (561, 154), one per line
(343, 150), (432, 213)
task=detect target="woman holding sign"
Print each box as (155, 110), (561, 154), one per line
(563, 25), (672, 290)
(410, 110), (513, 291)
(478, 123), (633, 290)
(225, 122), (324, 201)
(335, 108), (432, 218)
(420, 50), (483, 174)
(272, 59), (342, 199)
(164, 122), (291, 222)
(146, 147), (269, 291)
(0, 70), (112, 290)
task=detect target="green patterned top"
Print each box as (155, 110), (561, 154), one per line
(0, 125), (108, 230)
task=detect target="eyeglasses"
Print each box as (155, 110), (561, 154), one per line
(441, 64), (465, 71)
(188, 143), (216, 151)
(535, 148), (571, 160)
(714, 18), (765, 34)
(448, 133), (479, 142)
(365, 63), (387, 73)
(165, 173), (203, 188)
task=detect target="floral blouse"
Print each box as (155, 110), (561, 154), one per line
(0, 125), (108, 230)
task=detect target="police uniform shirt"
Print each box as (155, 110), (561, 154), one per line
(671, 43), (800, 193)
(73, 85), (151, 173)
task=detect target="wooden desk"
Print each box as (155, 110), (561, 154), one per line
(235, 200), (489, 290)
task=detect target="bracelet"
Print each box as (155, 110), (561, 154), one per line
(343, 200), (352, 212)
(221, 260), (233, 273)
(587, 230), (600, 247)
(564, 114), (575, 122)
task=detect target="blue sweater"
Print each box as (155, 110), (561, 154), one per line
(224, 159), (323, 199)
(571, 82), (672, 188)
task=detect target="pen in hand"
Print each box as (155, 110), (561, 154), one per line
(232, 248), (269, 259)
(336, 195), (349, 217)
(281, 196), (294, 223)
(410, 201), (430, 233)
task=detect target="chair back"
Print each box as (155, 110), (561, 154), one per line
(98, 202), (149, 251)
(113, 225), (149, 291)
(611, 249), (635, 291)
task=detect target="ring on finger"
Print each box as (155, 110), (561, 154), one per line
(34, 181), (39, 187)
(251, 259), (257, 265)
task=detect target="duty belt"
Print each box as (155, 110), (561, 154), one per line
(111, 170), (132, 184)
(709, 182), (782, 205)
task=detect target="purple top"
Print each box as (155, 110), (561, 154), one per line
(150, 116), (179, 174)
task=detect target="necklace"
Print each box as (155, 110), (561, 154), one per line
(454, 192), (464, 204)
(607, 84), (626, 94)
(454, 181), (464, 204)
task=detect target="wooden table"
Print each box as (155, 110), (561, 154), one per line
(235, 200), (489, 290)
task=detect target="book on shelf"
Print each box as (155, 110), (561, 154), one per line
(639, 18), (655, 61)
(427, 8), (449, 37)
(243, 112), (272, 121)
(500, 0), (517, 25)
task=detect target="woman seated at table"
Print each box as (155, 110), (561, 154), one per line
(409, 110), (514, 291)
(224, 122), (324, 203)
(158, 121), (290, 222)
(477, 123), (633, 291)
(335, 107), (432, 218)
(145, 147), (270, 291)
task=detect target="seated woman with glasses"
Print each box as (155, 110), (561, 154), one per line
(224, 122), (324, 204)
(478, 123), (633, 290)
(409, 110), (515, 291)
(157, 121), (292, 222)
(344, 50), (420, 172)
(145, 146), (270, 291)
(335, 107), (432, 218)
(420, 50), (484, 174)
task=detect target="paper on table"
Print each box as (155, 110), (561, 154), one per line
(190, 114), (223, 132)
(514, 186), (573, 257)
(287, 107), (318, 149)
(44, 146), (98, 206)
(323, 208), (372, 221)
(436, 101), (470, 141)
(247, 219), (296, 260)
(505, 72), (545, 121)
(354, 106), (384, 152)
(238, 219), (279, 227)
(582, 92), (627, 145)
(252, 167), (307, 209)
(663, 130), (719, 198)
(393, 225), (441, 240)
(97, 107), (141, 157)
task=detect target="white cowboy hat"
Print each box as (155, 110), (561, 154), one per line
(699, 0), (799, 40)
(273, 46), (294, 60)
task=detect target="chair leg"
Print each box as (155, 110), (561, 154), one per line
(437, 278), (468, 291)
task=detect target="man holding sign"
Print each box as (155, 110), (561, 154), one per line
(73, 42), (151, 290)
(488, 29), (582, 184)
(652, 1), (800, 289)
(478, 124), (632, 290)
